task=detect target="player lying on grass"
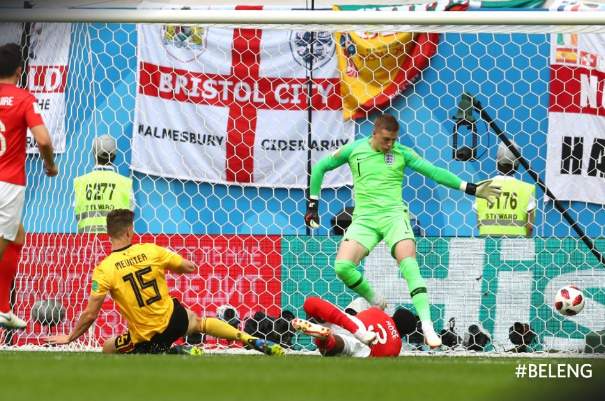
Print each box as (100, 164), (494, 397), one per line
(292, 296), (417, 357)
(46, 209), (283, 356)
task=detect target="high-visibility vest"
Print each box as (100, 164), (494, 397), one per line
(475, 177), (535, 237)
(73, 170), (132, 233)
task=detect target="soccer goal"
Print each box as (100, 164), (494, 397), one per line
(1, 4), (604, 355)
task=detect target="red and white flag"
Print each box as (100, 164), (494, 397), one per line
(547, 32), (605, 204)
(0, 23), (70, 153)
(131, 6), (354, 187)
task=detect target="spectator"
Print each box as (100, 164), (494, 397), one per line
(73, 135), (133, 233)
(475, 142), (536, 237)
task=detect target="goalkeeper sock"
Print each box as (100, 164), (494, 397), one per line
(199, 317), (253, 344)
(399, 257), (431, 323)
(334, 259), (375, 303)
(0, 243), (23, 313)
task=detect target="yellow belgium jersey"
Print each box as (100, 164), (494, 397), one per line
(90, 243), (183, 343)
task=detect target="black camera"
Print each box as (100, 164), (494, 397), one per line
(463, 324), (491, 351)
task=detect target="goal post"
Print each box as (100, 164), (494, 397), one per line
(1, 7), (604, 354)
(3, 9), (605, 28)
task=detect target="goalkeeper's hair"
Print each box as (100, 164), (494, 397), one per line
(374, 113), (399, 133)
(0, 43), (22, 78)
(107, 209), (135, 238)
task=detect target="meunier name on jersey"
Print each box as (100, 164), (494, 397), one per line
(114, 253), (148, 270)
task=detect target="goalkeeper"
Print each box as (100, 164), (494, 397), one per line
(305, 113), (501, 347)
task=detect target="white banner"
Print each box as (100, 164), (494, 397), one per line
(132, 17), (354, 187)
(547, 32), (605, 204)
(0, 23), (70, 154)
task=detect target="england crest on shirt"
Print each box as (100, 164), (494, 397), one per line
(385, 151), (394, 165)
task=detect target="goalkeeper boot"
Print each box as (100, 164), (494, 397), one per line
(247, 338), (285, 356)
(421, 321), (442, 349)
(0, 311), (27, 329)
(291, 318), (332, 339)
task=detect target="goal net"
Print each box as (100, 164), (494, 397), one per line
(1, 3), (604, 354)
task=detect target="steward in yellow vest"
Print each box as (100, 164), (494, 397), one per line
(73, 135), (133, 233)
(475, 142), (536, 237)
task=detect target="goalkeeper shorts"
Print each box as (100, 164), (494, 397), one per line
(343, 211), (415, 256)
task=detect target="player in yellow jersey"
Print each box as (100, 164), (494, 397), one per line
(46, 209), (284, 355)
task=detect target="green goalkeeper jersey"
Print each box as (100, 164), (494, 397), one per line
(310, 138), (463, 215)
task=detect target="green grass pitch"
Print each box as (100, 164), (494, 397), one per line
(1, 352), (602, 401)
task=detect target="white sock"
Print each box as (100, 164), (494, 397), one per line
(422, 321), (436, 333)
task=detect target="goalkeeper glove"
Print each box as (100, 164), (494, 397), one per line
(305, 198), (320, 228)
(464, 180), (502, 207)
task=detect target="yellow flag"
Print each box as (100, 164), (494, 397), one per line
(334, 2), (468, 120)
